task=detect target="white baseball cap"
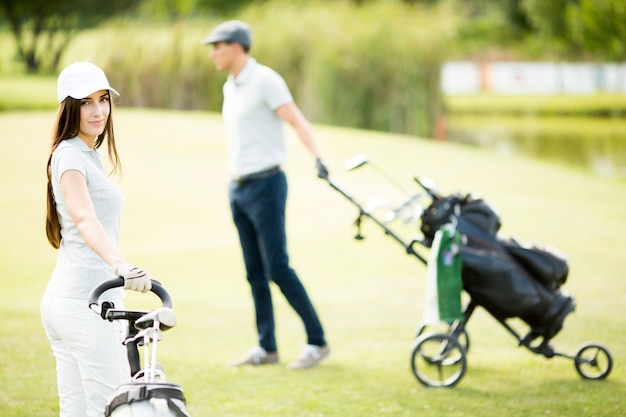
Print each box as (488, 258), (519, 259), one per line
(57, 61), (120, 104)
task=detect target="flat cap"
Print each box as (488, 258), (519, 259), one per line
(201, 20), (252, 48)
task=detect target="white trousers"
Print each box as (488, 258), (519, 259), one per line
(41, 292), (130, 417)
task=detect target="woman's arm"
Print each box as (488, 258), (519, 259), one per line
(60, 169), (126, 267)
(60, 169), (151, 292)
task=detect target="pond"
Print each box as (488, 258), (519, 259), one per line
(445, 116), (626, 179)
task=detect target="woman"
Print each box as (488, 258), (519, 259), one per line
(41, 61), (152, 417)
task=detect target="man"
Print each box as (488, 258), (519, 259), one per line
(202, 20), (330, 370)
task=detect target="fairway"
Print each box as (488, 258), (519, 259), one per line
(1, 108), (624, 416)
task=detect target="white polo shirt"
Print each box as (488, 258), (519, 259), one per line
(222, 58), (293, 178)
(47, 137), (125, 299)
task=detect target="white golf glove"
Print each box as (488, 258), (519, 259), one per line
(114, 263), (152, 293)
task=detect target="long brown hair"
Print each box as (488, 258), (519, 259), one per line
(45, 95), (121, 248)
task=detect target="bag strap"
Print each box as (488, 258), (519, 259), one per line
(106, 385), (189, 417)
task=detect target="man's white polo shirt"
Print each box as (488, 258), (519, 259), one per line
(222, 58), (293, 178)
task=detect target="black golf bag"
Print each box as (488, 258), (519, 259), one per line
(420, 193), (574, 342)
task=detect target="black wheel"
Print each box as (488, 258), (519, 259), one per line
(574, 342), (612, 380)
(410, 333), (467, 388)
(416, 322), (470, 355)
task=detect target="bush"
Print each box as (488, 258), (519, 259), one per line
(93, 0), (457, 137)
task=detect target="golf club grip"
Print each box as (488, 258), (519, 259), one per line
(413, 177), (441, 199)
(87, 277), (173, 308)
(127, 340), (142, 377)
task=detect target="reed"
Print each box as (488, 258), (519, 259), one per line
(87, 0), (457, 137)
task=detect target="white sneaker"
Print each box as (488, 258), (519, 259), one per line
(287, 344), (330, 370)
(229, 346), (279, 367)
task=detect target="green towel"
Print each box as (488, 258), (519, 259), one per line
(423, 223), (463, 324)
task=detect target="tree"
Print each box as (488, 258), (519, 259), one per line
(520, 0), (625, 60)
(0, 0), (142, 73)
(194, 0), (260, 15)
(136, 0), (258, 19)
(520, 0), (583, 58)
(570, 0), (626, 61)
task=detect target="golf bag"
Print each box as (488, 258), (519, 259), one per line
(105, 382), (189, 417)
(420, 193), (574, 342)
(88, 279), (191, 417)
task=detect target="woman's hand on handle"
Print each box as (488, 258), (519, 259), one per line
(114, 263), (152, 293)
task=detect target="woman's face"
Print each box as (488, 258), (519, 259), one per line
(79, 90), (110, 143)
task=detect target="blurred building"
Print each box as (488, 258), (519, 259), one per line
(441, 62), (626, 95)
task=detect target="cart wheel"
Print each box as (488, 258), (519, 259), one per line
(410, 333), (467, 388)
(417, 323), (470, 354)
(574, 342), (612, 380)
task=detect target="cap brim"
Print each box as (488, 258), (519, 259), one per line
(201, 34), (224, 45)
(69, 84), (120, 100)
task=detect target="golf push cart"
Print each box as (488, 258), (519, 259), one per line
(324, 153), (613, 388)
(88, 278), (190, 416)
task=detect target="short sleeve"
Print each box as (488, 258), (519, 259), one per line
(262, 68), (293, 111)
(53, 147), (87, 183)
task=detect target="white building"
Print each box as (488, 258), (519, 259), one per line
(441, 61), (626, 95)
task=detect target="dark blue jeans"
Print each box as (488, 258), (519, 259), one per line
(229, 170), (326, 352)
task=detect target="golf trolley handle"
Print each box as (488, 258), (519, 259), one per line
(88, 277), (173, 318)
(326, 177), (428, 265)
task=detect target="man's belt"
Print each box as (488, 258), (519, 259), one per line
(234, 166), (280, 185)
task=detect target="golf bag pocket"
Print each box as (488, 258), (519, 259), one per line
(504, 241), (569, 290)
(461, 244), (545, 318)
(460, 199), (501, 237)
(105, 382), (189, 417)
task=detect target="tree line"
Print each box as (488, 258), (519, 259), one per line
(1, 0), (624, 74)
(1, 0), (624, 139)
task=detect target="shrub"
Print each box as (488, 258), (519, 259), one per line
(95, 0), (457, 137)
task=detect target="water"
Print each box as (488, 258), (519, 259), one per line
(446, 116), (626, 178)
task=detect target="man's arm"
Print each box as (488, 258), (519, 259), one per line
(275, 102), (321, 158)
(275, 101), (329, 178)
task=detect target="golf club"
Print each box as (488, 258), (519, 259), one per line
(344, 153), (409, 194)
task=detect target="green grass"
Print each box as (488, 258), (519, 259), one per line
(0, 75), (58, 111)
(2, 71), (626, 117)
(1, 109), (625, 416)
(445, 93), (626, 116)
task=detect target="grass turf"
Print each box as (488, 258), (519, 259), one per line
(0, 75), (58, 111)
(446, 93), (626, 116)
(0, 108), (624, 416)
